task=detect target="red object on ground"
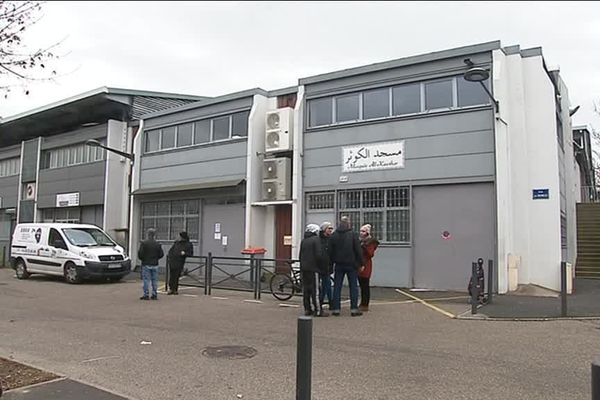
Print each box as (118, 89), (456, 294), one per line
(241, 247), (267, 255)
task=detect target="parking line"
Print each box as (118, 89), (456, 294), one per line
(182, 294), (198, 298)
(243, 300), (263, 304)
(211, 297), (229, 300)
(395, 289), (456, 319)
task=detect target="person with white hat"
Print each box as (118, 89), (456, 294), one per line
(299, 223), (328, 316)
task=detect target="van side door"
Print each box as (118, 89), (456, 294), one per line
(24, 226), (50, 273)
(47, 228), (69, 274)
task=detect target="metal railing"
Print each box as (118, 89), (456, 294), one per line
(580, 186), (600, 203)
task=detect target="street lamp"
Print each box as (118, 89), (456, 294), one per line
(463, 67), (499, 112)
(85, 139), (134, 161)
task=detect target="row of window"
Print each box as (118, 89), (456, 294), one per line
(145, 111), (250, 153)
(307, 187), (411, 244)
(141, 200), (200, 241)
(41, 142), (105, 170)
(0, 157), (20, 177)
(43, 207), (83, 224)
(308, 76), (490, 128)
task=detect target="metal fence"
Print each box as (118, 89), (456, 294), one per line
(165, 253), (300, 300)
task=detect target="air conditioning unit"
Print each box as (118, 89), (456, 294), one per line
(265, 107), (293, 153)
(262, 158), (291, 201)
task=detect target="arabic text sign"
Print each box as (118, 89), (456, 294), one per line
(342, 141), (405, 173)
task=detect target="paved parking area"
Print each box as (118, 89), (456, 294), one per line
(0, 268), (598, 400)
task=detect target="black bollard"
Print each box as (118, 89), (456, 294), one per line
(560, 261), (567, 317)
(593, 362), (600, 400)
(296, 316), (313, 400)
(471, 262), (478, 315)
(487, 259), (493, 304)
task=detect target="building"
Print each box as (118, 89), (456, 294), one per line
(0, 87), (206, 256)
(572, 125), (597, 202)
(1, 41), (580, 294)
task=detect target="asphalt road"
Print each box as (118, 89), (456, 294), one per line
(0, 268), (598, 400)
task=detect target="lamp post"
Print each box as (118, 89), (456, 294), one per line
(86, 139), (134, 252)
(463, 67), (499, 112)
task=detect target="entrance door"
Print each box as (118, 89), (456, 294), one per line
(413, 183), (495, 290)
(275, 205), (292, 261)
(201, 203), (246, 257)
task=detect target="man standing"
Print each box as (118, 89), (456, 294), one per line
(138, 228), (164, 300)
(319, 221), (334, 307)
(299, 223), (328, 317)
(167, 231), (193, 295)
(329, 216), (363, 316)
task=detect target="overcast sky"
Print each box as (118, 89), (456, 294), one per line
(1, 1), (599, 129)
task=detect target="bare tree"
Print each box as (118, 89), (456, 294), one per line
(0, 0), (60, 98)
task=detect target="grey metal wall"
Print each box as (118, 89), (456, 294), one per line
(40, 123), (108, 150)
(303, 109), (495, 189)
(0, 176), (18, 208)
(139, 140), (248, 190)
(81, 205), (104, 227)
(143, 97), (253, 130)
(37, 162), (106, 208)
(20, 139), (39, 183)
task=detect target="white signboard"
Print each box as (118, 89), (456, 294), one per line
(56, 192), (80, 207)
(342, 141), (405, 173)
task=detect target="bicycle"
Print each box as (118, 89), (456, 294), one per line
(269, 266), (302, 301)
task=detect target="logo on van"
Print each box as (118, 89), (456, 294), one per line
(34, 228), (42, 243)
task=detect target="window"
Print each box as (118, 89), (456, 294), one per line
(306, 186), (410, 244)
(231, 111), (249, 137)
(363, 88), (390, 119)
(393, 84), (421, 115)
(41, 143), (105, 170)
(44, 207), (81, 223)
(309, 97), (332, 127)
(177, 123), (193, 147)
(161, 126), (176, 149)
(194, 120), (211, 144)
(212, 116), (230, 141)
(145, 130), (160, 152)
(141, 200), (200, 241)
(425, 79), (453, 110)
(335, 93), (360, 122)
(0, 157), (19, 177)
(457, 78), (490, 107)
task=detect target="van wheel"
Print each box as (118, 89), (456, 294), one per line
(15, 260), (30, 280)
(64, 262), (81, 284)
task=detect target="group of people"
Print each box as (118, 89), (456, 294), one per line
(137, 228), (193, 300)
(299, 216), (379, 317)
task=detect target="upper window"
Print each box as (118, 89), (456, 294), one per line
(144, 111), (249, 153)
(307, 74), (491, 129)
(41, 142), (105, 170)
(335, 93), (360, 122)
(424, 79), (453, 110)
(0, 157), (20, 177)
(309, 97), (333, 127)
(363, 88), (390, 119)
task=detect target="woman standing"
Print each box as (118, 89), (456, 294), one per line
(358, 224), (379, 312)
(167, 231), (193, 295)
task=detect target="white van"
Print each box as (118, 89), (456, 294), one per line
(10, 223), (131, 283)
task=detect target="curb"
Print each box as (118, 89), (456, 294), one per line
(456, 312), (600, 322)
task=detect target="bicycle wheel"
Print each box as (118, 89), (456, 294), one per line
(270, 273), (295, 301)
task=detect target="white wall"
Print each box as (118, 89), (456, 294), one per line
(103, 120), (131, 248)
(291, 86), (305, 259)
(493, 49), (564, 292)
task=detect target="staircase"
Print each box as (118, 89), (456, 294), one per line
(576, 203), (600, 278)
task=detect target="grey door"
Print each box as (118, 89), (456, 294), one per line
(201, 203), (246, 257)
(413, 183), (495, 291)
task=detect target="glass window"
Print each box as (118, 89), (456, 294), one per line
(307, 192), (335, 210)
(231, 111), (249, 137)
(308, 97), (332, 127)
(425, 79), (453, 110)
(194, 120), (211, 144)
(145, 130), (160, 152)
(392, 83), (421, 115)
(161, 126), (176, 149)
(363, 88), (390, 119)
(338, 190), (361, 209)
(177, 123), (193, 147)
(212, 116), (230, 141)
(335, 93), (360, 122)
(457, 77), (490, 107)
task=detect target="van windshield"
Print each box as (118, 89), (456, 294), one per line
(62, 228), (116, 247)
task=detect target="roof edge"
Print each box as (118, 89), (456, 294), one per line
(298, 40), (502, 85)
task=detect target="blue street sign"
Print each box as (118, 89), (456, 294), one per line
(532, 189), (549, 200)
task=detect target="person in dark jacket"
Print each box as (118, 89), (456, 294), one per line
(138, 228), (164, 300)
(318, 221), (334, 307)
(329, 216), (363, 316)
(167, 231), (194, 295)
(299, 223), (328, 317)
(358, 224), (379, 312)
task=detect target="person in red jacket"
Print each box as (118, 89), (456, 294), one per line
(358, 224), (379, 312)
